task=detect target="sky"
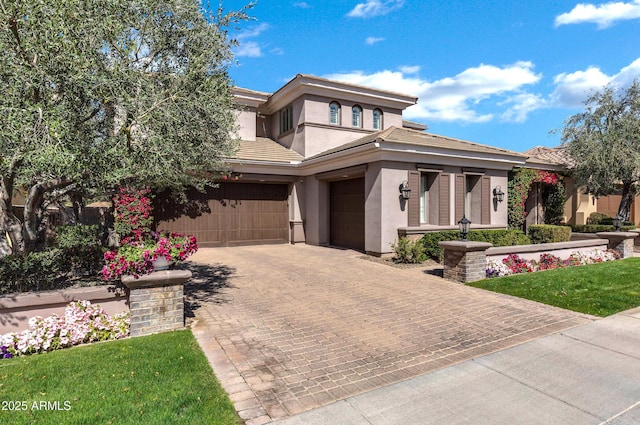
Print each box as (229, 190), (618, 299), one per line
(220, 0), (640, 153)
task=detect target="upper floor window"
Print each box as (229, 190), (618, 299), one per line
(329, 101), (341, 125)
(352, 105), (362, 128)
(279, 104), (293, 135)
(373, 108), (383, 130)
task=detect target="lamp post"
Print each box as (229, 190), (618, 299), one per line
(458, 215), (471, 241)
(613, 214), (623, 232)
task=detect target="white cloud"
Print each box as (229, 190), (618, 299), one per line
(235, 41), (262, 58)
(293, 2), (312, 8)
(324, 62), (543, 123)
(399, 65), (420, 74)
(347, 0), (404, 18)
(551, 58), (640, 107)
(554, 0), (640, 29)
(234, 24), (271, 58)
(500, 93), (548, 123)
(365, 36), (385, 45)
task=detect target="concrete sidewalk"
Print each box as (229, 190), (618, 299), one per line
(273, 307), (640, 425)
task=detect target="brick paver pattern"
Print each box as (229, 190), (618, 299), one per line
(188, 245), (593, 424)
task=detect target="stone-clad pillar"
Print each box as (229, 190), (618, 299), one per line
(596, 232), (637, 259)
(121, 270), (191, 337)
(438, 241), (492, 283)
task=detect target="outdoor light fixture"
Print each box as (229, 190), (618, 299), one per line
(458, 215), (471, 241)
(613, 214), (623, 232)
(493, 185), (504, 203)
(399, 180), (411, 200)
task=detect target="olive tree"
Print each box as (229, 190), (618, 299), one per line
(0, 0), (250, 254)
(560, 80), (640, 221)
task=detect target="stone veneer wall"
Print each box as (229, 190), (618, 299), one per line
(439, 241), (492, 283)
(121, 270), (191, 337)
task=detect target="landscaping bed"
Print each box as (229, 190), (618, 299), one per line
(469, 257), (640, 316)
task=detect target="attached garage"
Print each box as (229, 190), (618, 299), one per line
(157, 183), (289, 247)
(329, 177), (365, 251)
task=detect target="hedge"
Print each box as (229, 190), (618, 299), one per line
(421, 229), (531, 262)
(571, 224), (636, 233)
(528, 224), (572, 244)
(0, 225), (106, 295)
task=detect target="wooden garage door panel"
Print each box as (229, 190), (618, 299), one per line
(157, 183), (288, 246)
(330, 178), (365, 251)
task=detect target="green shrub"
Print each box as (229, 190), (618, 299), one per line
(467, 229), (530, 246)
(528, 224), (572, 243)
(586, 212), (611, 225)
(0, 249), (65, 294)
(571, 224), (636, 233)
(421, 229), (531, 262)
(55, 225), (105, 276)
(392, 238), (428, 264)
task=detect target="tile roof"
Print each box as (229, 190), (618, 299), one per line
(524, 146), (574, 167)
(307, 126), (528, 160)
(233, 138), (303, 164)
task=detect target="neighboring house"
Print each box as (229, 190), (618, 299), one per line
(158, 74), (529, 256)
(525, 146), (640, 226)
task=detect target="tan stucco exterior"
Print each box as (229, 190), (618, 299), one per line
(226, 74), (530, 255)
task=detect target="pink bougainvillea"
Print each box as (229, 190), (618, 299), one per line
(113, 187), (154, 244)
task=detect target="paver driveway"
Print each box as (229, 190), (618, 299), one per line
(187, 244), (593, 425)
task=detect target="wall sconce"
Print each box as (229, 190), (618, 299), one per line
(458, 215), (471, 241)
(399, 181), (411, 200)
(493, 185), (504, 203)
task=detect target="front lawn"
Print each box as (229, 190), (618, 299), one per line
(469, 257), (640, 317)
(0, 330), (240, 425)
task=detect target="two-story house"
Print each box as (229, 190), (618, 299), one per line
(158, 74), (529, 256)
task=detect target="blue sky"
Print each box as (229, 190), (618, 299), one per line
(220, 0), (640, 153)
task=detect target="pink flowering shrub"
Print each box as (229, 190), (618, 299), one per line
(113, 187), (154, 244)
(102, 231), (198, 280)
(0, 301), (129, 359)
(486, 249), (620, 278)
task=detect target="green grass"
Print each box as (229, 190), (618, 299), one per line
(0, 330), (241, 425)
(469, 257), (640, 317)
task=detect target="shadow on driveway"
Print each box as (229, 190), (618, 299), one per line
(180, 262), (236, 319)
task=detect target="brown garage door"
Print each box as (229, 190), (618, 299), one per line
(157, 183), (289, 247)
(330, 177), (365, 251)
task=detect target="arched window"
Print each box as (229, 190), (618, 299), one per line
(352, 105), (362, 128)
(329, 101), (341, 125)
(373, 108), (383, 130)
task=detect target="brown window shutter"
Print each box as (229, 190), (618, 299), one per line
(481, 176), (491, 224)
(407, 171), (421, 226)
(439, 173), (450, 225)
(455, 174), (465, 223)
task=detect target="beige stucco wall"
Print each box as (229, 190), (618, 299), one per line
(564, 177), (597, 225)
(236, 108), (257, 141)
(374, 164), (410, 254)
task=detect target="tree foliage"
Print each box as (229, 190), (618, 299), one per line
(0, 0), (250, 254)
(560, 80), (640, 221)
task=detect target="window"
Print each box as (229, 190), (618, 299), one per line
(352, 105), (362, 128)
(419, 172), (439, 224)
(329, 101), (341, 125)
(373, 108), (383, 130)
(279, 104), (293, 135)
(455, 173), (491, 225)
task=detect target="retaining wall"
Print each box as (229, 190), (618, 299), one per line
(0, 285), (128, 334)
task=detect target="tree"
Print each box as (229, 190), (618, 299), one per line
(0, 0), (250, 255)
(560, 80), (640, 221)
